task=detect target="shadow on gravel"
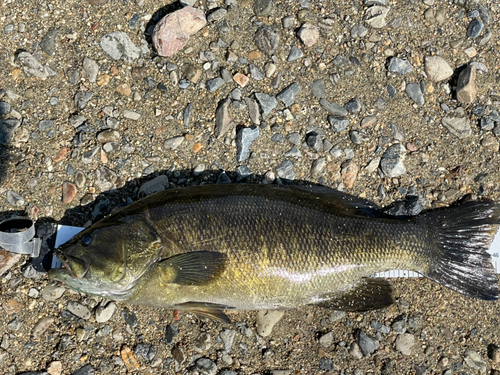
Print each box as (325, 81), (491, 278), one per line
(448, 64), (469, 101)
(143, 1), (185, 47)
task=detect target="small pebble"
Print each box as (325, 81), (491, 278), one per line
(256, 310), (285, 337)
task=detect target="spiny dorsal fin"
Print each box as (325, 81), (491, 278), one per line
(315, 278), (395, 311)
(175, 302), (232, 323)
(158, 251), (227, 286)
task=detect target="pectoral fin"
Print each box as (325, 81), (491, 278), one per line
(315, 278), (395, 311)
(175, 302), (233, 323)
(158, 251), (227, 286)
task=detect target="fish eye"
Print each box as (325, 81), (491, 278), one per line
(81, 234), (93, 247)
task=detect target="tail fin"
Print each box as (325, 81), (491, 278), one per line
(420, 200), (499, 301)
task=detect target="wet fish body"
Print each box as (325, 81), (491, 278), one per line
(50, 184), (499, 320)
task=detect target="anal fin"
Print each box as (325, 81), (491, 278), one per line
(175, 302), (233, 324)
(315, 278), (395, 312)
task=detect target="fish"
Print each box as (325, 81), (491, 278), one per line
(49, 184), (500, 323)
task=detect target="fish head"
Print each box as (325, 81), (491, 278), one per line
(49, 216), (163, 299)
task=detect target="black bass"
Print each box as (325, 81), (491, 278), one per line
(49, 184), (499, 322)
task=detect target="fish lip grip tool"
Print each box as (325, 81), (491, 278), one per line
(0, 217), (41, 257)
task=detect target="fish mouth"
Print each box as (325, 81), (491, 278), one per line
(52, 250), (90, 279)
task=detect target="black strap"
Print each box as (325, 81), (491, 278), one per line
(0, 217), (41, 257)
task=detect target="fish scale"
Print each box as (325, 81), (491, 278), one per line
(133, 193), (427, 309)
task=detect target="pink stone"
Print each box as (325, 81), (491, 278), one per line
(152, 7), (207, 57)
(62, 182), (77, 204)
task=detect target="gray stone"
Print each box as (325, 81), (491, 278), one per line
(40, 28), (59, 55)
(196, 358), (217, 375)
(254, 0), (273, 16)
(67, 301), (91, 320)
(220, 329), (236, 352)
(271, 133), (285, 143)
(6, 190), (24, 206)
(380, 143), (406, 177)
(236, 165), (253, 181)
(311, 158), (327, 177)
(32, 317), (55, 339)
(206, 77), (225, 92)
(236, 126), (259, 162)
(306, 132), (322, 151)
(255, 92), (278, 119)
(0, 101), (11, 115)
(332, 55), (350, 68)
(244, 97), (260, 125)
(0, 118), (21, 145)
(328, 116), (350, 132)
(138, 175), (169, 198)
(17, 52), (56, 80)
(391, 315), (406, 333)
(424, 55), (453, 82)
(467, 19), (484, 38)
(320, 98), (348, 116)
(371, 321), (390, 334)
(405, 83), (424, 106)
(249, 63), (265, 81)
(478, 4), (490, 24)
(97, 129), (120, 143)
(123, 110), (141, 120)
(282, 15), (294, 29)
(83, 58), (99, 83)
(165, 324), (178, 345)
(277, 83), (300, 107)
(121, 308), (138, 327)
(82, 146), (100, 164)
(183, 103), (193, 127)
(464, 349), (486, 373)
(456, 66), (477, 104)
(42, 284), (65, 302)
(480, 117), (494, 131)
(256, 310), (285, 337)
(344, 98), (362, 113)
(350, 130), (368, 145)
(395, 333), (415, 355)
(387, 84), (397, 98)
(72, 364), (95, 375)
(350, 23), (368, 38)
(254, 26), (280, 55)
(134, 343), (157, 361)
(164, 136), (184, 150)
(287, 133), (301, 146)
(310, 79), (325, 99)
(388, 57), (413, 75)
(287, 46), (303, 62)
(38, 120), (53, 131)
(355, 330), (379, 356)
(297, 23), (319, 47)
(442, 112), (471, 139)
(364, 6), (389, 28)
(100, 31), (140, 62)
(284, 146), (302, 158)
(349, 342), (363, 359)
(74, 91), (94, 110)
(276, 159), (295, 180)
(319, 331), (334, 348)
(215, 97), (234, 138)
(207, 8), (227, 22)
(95, 301), (117, 323)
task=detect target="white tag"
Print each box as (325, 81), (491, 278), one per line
(51, 225), (85, 269)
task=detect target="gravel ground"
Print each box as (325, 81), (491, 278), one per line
(1, 0), (500, 374)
